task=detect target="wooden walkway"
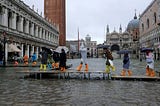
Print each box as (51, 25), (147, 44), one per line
(111, 75), (160, 81)
(16, 70), (160, 81)
(16, 70), (110, 80)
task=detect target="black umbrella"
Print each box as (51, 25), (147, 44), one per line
(140, 48), (154, 52)
(117, 50), (131, 54)
(42, 47), (53, 54)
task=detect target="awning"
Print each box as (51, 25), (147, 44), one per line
(8, 44), (21, 52)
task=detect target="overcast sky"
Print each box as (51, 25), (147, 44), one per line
(22, 0), (153, 44)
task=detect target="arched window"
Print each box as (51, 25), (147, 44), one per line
(154, 12), (157, 24)
(142, 23), (144, 31)
(147, 18), (149, 29)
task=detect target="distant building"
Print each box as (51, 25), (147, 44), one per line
(139, 0), (160, 60)
(44, 0), (66, 46)
(84, 35), (97, 58)
(127, 13), (140, 59)
(106, 13), (140, 59)
(66, 35), (97, 58)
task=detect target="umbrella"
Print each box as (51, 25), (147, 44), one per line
(140, 48), (154, 52)
(55, 46), (69, 53)
(8, 44), (21, 52)
(42, 47), (53, 54)
(117, 50), (131, 54)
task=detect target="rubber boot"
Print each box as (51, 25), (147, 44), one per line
(52, 63), (55, 68)
(60, 67), (64, 71)
(120, 70), (126, 76)
(77, 63), (83, 71)
(63, 67), (66, 72)
(43, 64), (47, 71)
(150, 69), (155, 77)
(105, 65), (110, 73)
(111, 65), (115, 71)
(32, 62), (36, 66)
(55, 63), (59, 69)
(146, 66), (150, 76)
(85, 64), (88, 72)
(128, 70), (132, 76)
(40, 64), (43, 71)
(14, 61), (18, 66)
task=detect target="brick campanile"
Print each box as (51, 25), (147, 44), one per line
(44, 0), (66, 46)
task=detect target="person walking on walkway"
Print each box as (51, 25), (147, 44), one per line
(32, 52), (37, 65)
(40, 49), (48, 71)
(59, 49), (66, 71)
(146, 51), (155, 77)
(105, 49), (115, 74)
(120, 53), (132, 76)
(23, 55), (29, 65)
(52, 51), (60, 69)
(76, 41), (88, 72)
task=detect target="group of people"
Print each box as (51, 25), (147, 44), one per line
(104, 49), (155, 77)
(120, 50), (155, 77)
(40, 48), (67, 72)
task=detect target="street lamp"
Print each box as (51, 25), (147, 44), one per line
(3, 31), (6, 67)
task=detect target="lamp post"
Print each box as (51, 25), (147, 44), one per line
(3, 31), (6, 67)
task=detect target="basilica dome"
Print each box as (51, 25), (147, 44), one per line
(127, 14), (139, 31)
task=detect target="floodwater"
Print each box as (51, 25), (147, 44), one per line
(0, 58), (160, 106)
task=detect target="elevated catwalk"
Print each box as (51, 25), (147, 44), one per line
(17, 70), (160, 81)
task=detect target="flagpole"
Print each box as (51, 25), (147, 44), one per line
(78, 28), (80, 54)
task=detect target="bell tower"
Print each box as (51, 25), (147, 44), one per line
(44, 0), (66, 46)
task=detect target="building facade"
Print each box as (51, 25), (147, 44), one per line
(139, 0), (160, 60)
(0, 0), (59, 63)
(106, 25), (133, 58)
(44, 0), (66, 46)
(106, 13), (140, 59)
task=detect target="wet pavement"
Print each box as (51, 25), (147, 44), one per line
(0, 58), (160, 106)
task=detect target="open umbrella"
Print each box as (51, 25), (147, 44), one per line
(140, 48), (154, 52)
(42, 47), (52, 54)
(117, 50), (131, 54)
(8, 44), (21, 52)
(55, 46), (69, 53)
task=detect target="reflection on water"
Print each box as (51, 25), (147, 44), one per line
(0, 58), (160, 105)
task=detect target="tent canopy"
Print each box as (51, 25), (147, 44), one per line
(8, 44), (21, 52)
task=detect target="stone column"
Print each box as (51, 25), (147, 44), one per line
(12, 12), (16, 30)
(5, 43), (8, 64)
(35, 25), (38, 37)
(31, 45), (34, 56)
(21, 44), (24, 57)
(19, 16), (24, 32)
(48, 32), (51, 41)
(3, 7), (8, 27)
(0, 6), (5, 26)
(31, 23), (34, 36)
(25, 44), (29, 57)
(43, 30), (45, 39)
(25, 20), (29, 34)
(39, 27), (42, 38)
(36, 47), (39, 60)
